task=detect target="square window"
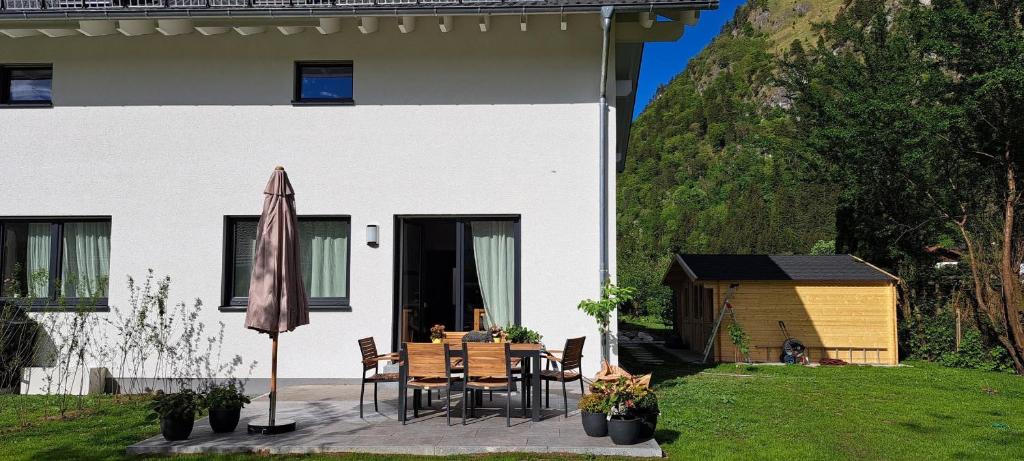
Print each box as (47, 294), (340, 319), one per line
(225, 217), (350, 308)
(2, 65), (52, 105)
(294, 62), (353, 104)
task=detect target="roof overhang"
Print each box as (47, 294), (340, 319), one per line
(0, 1), (716, 21)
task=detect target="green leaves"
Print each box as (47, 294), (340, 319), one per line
(147, 389), (202, 421)
(577, 283), (637, 334)
(504, 325), (542, 344)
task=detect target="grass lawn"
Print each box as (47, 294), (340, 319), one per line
(3, 344), (1023, 460)
(619, 314), (673, 338)
(619, 345), (1024, 460)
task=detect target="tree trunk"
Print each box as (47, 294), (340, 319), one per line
(998, 145), (1024, 373)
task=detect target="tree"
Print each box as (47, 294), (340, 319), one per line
(785, 0), (1024, 372)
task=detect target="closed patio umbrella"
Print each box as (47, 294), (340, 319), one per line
(245, 166), (309, 435)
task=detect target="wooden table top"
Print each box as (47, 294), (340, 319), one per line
(407, 342), (542, 352)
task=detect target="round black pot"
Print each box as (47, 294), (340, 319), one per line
(581, 411), (608, 437)
(607, 416), (642, 445)
(160, 413), (195, 441)
(638, 411), (658, 439)
(209, 407), (242, 433)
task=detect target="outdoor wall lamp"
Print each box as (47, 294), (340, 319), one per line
(366, 224), (379, 248)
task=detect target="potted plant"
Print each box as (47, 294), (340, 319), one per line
(488, 325), (504, 343)
(430, 324), (445, 344)
(147, 389), (203, 441)
(578, 392), (611, 437)
(634, 390), (659, 439)
(604, 375), (656, 445)
(504, 325), (542, 344)
(204, 382), (251, 433)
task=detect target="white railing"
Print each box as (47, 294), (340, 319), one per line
(0, 0), (597, 11)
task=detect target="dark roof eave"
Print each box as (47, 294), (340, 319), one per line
(0, 2), (717, 20)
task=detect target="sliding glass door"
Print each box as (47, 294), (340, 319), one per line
(394, 216), (520, 347)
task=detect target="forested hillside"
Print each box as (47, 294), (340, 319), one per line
(621, 0), (1024, 372)
(618, 0), (845, 314)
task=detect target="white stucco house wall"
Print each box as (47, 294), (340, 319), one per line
(0, 0), (712, 393)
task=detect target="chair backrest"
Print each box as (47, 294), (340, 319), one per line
(443, 331), (468, 345)
(465, 342), (510, 379)
(405, 342), (450, 379)
(561, 337), (586, 370)
(358, 337), (379, 372)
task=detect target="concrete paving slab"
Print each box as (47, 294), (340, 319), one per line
(126, 384), (662, 458)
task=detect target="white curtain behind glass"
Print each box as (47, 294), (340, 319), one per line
(61, 222), (111, 298)
(299, 221), (348, 298)
(27, 223), (50, 297)
(471, 221), (515, 328)
(233, 221), (258, 298)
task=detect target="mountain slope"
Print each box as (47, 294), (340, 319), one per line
(617, 0), (846, 314)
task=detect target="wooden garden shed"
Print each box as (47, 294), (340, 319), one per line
(662, 254), (899, 365)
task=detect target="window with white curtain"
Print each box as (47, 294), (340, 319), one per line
(224, 216), (350, 309)
(0, 218), (111, 309)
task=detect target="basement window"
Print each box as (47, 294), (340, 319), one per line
(1, 65), (53, 106)
(293, 61), (354, 105)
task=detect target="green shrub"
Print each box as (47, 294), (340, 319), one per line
(902, 310), (1012, 372)
(203, 383), (250, 411)
(578, 393), (611, 413)
(147, 389), (203, 421)
(504, 325), (542, 344)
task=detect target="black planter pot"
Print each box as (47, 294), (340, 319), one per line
(607, 416), (642, 445)
(581, 411), (608, 437)
(638, 411), (658, 439)
(209, 407), (242, 433)
(160, 413), (195, 441)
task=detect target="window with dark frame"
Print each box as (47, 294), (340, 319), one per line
(293, 61), (353, 104)
(1, 65), (53, 106)
(224, 216), (351, 309)
(0, 218), (111, 310)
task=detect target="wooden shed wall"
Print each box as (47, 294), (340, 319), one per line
(672, 280), (899, 365)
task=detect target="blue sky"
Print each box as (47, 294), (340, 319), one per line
(633, 0), (747, 117)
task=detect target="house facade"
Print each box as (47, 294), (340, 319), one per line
(0, 0), (713, 387)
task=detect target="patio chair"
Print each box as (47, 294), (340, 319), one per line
(541, 336), (586, 417)
(402, 342), (460, 426)
(463, 342), (515, 427)
(357, 337), (399, 419)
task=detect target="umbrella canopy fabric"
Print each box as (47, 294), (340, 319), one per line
(245, 167), (310, 334)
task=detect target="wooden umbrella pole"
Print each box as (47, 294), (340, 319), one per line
(270, 332), (278, 426)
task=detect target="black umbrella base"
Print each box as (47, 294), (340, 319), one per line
(247, 418), (296, 435)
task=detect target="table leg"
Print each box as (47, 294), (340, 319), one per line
(398, 362), (407, 423)
(531, 354), (541, 421)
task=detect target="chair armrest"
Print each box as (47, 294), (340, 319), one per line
(543, 352), (562, 363)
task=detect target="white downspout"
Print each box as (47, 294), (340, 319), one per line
(598, 5), (614, 363)
(599, 5), (613, 288)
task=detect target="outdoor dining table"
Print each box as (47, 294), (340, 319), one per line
(398, 342), (545, 422)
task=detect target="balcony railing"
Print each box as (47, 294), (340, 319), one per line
(0, 0), (485, 10)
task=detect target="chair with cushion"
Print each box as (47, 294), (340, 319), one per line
(357, 337), (399, 418)
(463, 342), (515, 427)
(401, 342), (460, 426)
(541, 336), (586, 417)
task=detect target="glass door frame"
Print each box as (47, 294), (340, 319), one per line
(391, 214), (521, 351)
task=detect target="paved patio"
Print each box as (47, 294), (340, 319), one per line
(127, 384), (662, 457)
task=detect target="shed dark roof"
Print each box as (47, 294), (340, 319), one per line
(672, 254), (896, 282)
